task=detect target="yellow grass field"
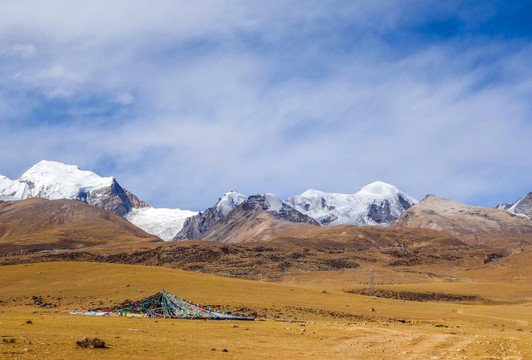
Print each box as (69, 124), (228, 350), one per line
(1, 262), (531, 359)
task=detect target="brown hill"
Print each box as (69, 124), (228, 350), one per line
(201, 207), (318, 243)
(2, 199), (519, 289)
(1, 224), (479, 284)
(0, 198), (161, 255)
(393, 195), (532, 248)
(269, 224), (467, 250)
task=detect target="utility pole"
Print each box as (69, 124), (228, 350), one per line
(369, 270), (375, 297)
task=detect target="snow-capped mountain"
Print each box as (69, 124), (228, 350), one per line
(175, 191), (318, 240)
(173, 191), (248, 240)
(0, 160), (196, 241)
(497, 193), (532, 218)
(284, 181), (417, 226)
(174, 183), (417, 240)
(0, 160), (148, 215)
(1, 160), (114, 200)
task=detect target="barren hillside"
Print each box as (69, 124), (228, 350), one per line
(0, 198), (161, 254)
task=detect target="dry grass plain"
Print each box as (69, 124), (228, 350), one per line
(1, 261), (531, 359)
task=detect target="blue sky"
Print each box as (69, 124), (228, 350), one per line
(0, 1), (531, 210)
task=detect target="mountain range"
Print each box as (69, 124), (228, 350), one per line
(174, 182), (415, 241)
(1, 160), (530, 246)
(284, 182), (416, 226)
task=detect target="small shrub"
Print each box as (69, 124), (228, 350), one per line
(76, 337), (106, 349)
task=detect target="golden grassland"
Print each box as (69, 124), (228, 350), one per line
(1, 261), (532, 359)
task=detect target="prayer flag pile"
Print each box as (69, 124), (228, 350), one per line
(70, 290), (254, 320)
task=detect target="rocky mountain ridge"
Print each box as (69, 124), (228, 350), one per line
(241, 194), (319, 225)
(200, 201), (318, 244)
(173, 191), (247, 240)
(496, 193), (532, 218)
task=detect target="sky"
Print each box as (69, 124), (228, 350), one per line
(0, 1), (531, 211)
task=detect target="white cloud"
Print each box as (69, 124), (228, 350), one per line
(46, 87), (74, 99)
(0, 44), (37, 58)
(39, 65), (83, 82)
(0, 1), (530, 210)
(113, 92), (135, 106)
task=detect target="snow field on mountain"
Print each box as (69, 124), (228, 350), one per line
(125, 207), (198, 241)
(264, 193), (283, 212)
(0, 175), (24, 199)
(285, 181), (417, 226)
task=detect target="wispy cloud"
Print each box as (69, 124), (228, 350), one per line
(0, 43), (37, 58)
(0, 1), (530, 209)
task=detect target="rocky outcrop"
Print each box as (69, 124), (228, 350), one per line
(242, 194), (319, 226)
(497, 193), (532, 218)
(173, 207), (225, 240)
(495, 192), (532, 218)
(173, 191), (247, 240)
(86, 179), (149, 216)
(367, 200), (396, 224)
(511, 193), (532, 217)
(496, 203), (512, 211)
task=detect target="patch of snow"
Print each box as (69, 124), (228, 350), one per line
(215, 191), (247, 216)
(125, 207), (198, 241)
(358, 181), (406, 199)
(496, 203), (512, 211)
(263, 193), (283, 213)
